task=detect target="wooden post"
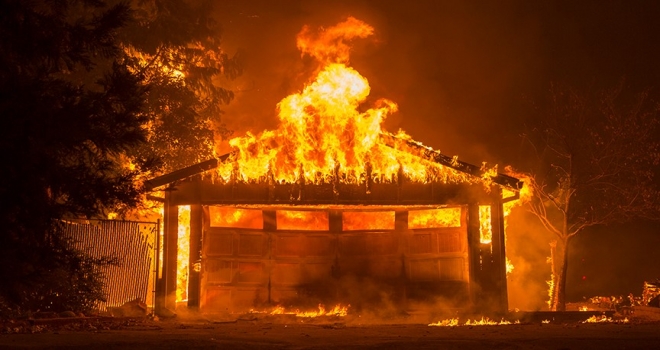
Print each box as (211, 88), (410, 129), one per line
(161, 190), (178, 314)
(395, 210), (408, 308)
(466, 203), (482, 310)
(329, 210), (342, 300)
(490, 189), (509, 314)
(263, 210), (277, 304)
(187, 204), (203, 309)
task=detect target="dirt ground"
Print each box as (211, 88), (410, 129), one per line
(2, 306), (660, 349)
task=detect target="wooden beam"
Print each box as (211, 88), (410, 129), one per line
(145, 153), (235, 191)
(466, 203), (482, 310)
(379, 133), (523, 190)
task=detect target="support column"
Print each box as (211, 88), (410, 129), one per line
(395, 211), (409, 309)
(329, 210), (342, 300)
(187, 204), (203, 309)
(160, 190), (178, 314)
(466, 203), (482, 310)
(490, 189), (509, 314)
(263, 210), (277, 304)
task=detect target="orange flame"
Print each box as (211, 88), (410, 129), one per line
(177, 205), (191, 302)
(249, 304), (350, 318)
(297, 16), (374, 64)
(429, 317), (518, 327)
(479, 205), (492, 244)
(582, 315), (629, 324)
(277, 210), (329, 231)
(408, 207), (462, 229)
(209, 207), (263, 229)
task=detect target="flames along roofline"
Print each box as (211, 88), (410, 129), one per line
(145, 133), (522, 193)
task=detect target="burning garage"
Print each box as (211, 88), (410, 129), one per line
(146, 17), (524, 318)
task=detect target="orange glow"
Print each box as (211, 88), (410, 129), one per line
(177, 205), (191, 302)
(408, 207), (461, 229)
(209, 207), (263, 229)
(277, 210), (329, 231)
(479, 206), (492, 244)
(216, 17), (471, 186)
(342, 211), (395, 231)
(249, 304), (349, 318)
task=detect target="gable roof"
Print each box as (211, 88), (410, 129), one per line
(146, 133), (522, 193)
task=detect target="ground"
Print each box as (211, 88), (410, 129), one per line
(2, 305), (660, 349)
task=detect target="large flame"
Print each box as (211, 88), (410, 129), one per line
(217, 17), (466, 185)
(177, 205), (191, 302)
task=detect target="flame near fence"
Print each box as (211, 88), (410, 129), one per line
(63, 219), (158, 312)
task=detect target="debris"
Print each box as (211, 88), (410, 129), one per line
(107, 298), (147, 317)
(643, 280), (660, 307)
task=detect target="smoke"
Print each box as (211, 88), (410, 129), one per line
(505, 206), (556, 311)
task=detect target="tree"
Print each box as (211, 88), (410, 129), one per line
(118, 0), (243, 173)
(0, 0), (241, 315)
(519, 82), (660, 311)
(0, 0), (150, 313)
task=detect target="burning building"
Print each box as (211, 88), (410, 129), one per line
(146, 17), (523, 317)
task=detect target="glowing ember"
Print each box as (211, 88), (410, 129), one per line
(478, 205), (492, 244)
(428, 318), (459, 327)
(429, 317), (518, 327)
(296, 304), (349, 318)
(579, 306), (589, 311)
(177, 205), (191, 302)
(249, 304), (350, 318)
(582, 315), (629, 324)
(546, 241), (558, 310)
(216, 17), (471, 186)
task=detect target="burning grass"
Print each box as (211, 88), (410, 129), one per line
(582, 315), (629, 324)
(428, 317), (519, 327)
(248, 304), (350, 318)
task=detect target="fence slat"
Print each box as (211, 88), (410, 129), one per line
(61, 219), (157, 313)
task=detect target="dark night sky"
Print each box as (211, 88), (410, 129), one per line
(214, 0), (660, 166)
(212, 0), (660, 304)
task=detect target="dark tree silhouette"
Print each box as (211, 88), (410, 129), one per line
(518, 82), (660, 311)
(0, 0), (241, 315)
(0, 0), (149, 313)
(118, 0), (243, 172)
